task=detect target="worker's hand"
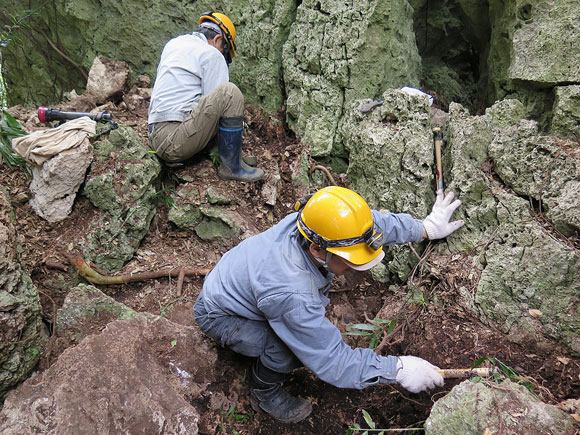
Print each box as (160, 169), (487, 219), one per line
(395, 356), (444, 393)
(423, 190), (464, 239)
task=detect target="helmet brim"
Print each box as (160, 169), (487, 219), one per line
(339, 249), (385, 271)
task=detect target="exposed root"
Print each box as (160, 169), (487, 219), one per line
(309, 165), (337, 186)
(64, 253), (210, 285)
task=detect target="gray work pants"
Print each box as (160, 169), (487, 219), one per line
(193, 296), (302, 374)
(149, 82), (244, 162)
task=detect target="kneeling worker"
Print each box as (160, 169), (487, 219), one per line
(148, 11), (263, 182)
(194, 186), (464, 423)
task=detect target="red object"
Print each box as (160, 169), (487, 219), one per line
(38, 106), (48, 123)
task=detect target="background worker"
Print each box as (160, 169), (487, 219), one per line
(148, 11), (263, 182)
(194, 186), (464, 423)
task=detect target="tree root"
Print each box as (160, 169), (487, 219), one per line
(64, 253), (210, 285)
(309, 165), (337, 186)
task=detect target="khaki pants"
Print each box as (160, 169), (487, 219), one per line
(149, 82), (244, 162)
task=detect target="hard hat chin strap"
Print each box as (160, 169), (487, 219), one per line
(313, 251), (333, 274)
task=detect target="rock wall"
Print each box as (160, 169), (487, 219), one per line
(344, 92), (580, 354)
(283, 0), (420, 157)
(3, 0), (580, 147)
(0, 190), (44, 404)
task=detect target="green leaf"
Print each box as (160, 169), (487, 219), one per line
(362, 410), (375, 429)
(371, 318), (392, 324)
(471, 356), (488, 369)
(343, 331), (372, 337)
(347, 323), (377, 331)
(170, 339), (177, 347)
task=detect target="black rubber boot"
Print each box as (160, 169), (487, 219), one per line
(217, 116), (264, 182)
(250, 362), (312, 423)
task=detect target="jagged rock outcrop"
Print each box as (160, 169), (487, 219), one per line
(344, 94), (580, 354)
(283, 1), (420, 157)
(424, 380), (576, 435)
(0, 190), (44, 404)
(168, 172), (260, 242)
(81, 125), (161, 271)
(445, 101), (580, 354)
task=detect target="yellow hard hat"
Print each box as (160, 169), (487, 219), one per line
(199, 11), (236, 59)
(296, 186), (385, 270)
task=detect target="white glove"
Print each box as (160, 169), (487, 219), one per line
(395, 356), (444, 393)
(423, 190), (464, 239)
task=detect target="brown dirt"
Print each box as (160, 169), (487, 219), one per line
(3, 94), (579, 434)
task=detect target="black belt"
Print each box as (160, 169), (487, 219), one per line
(148, 123), (157, 134)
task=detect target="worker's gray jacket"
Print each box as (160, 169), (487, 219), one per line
(199, 211), (425, 390)
(148, 32), (229, 124)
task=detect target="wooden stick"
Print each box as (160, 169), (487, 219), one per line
(433, 128), (444, 192)
(176, 268), (185, 296)
(437, 368), (493, 378)
(65, 254), (210, 285)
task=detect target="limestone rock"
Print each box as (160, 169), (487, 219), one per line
(56, 283), (152, 347)
(445, 99), (580, 354)
(425, 380), (576, 435)
(0, 190), (43, 404)
(261, 161), (280, 206)
(342, 89), (434, 281)
(489, 119), (580, 236)
(0, 315), (217, 434)
(509, 0), (580, 85)
(28, 140), (93, 223)
(550, 85), (580, 139)
(168, 183), (260, 243)
(81, 125), (161, 271)
(474, 191), (580, 354)
(228, 1), (296, 113)
(85, 56), (131, 104)
(283, 0), (420, 156)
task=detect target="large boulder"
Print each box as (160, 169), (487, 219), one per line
(0, 190), (44, 404)
(425, 380), (576, 435)
(342, 89), (434, 281)
(0, 315), (215, 434)
(445, 100), (580, 354)
(0, 285), (231, 434)
(341, 94), (580, 354)
(282, 0), (420, 157)
(487, 0), (580, 124)
(81, 125), (161, 271)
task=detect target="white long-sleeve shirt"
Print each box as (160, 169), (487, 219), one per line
(148, 32), (229, 124)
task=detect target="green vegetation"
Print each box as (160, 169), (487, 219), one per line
(157, 300), (173, 318)
(0, 110), (29, 172)
(471, 356), (535, 393)
(346, 410), (423, 434)
(343, 318), (397, 349)
(217, 402), (253, 434)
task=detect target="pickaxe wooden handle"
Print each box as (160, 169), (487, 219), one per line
(437, 368), (493, 379)
(433, 128), (444, 192)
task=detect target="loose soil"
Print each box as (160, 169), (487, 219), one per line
(3, 95), (579, 434)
